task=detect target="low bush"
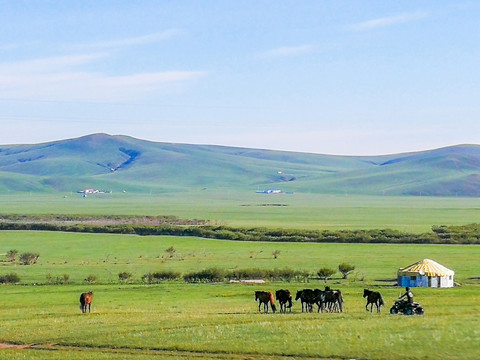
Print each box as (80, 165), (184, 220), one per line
(118, 271), (134, 283)
(6, 249), (18, 262)
(226, 267), (303, 282)
(183, 268), (225, 283)
(19, 252), (40, 265)
(46, 273), (70, 285)
(0, 273), (20, 284)
(85, 274), (97, 284)
(142, 271), (180, 284)
(317, 267), (337, 283)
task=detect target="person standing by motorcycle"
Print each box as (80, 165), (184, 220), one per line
(399, 287), (414, 303)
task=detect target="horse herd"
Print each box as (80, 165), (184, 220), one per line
(255, 288), (385, 314)
(78, 288), (384, 315)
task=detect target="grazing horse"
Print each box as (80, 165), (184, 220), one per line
(295, 289), (316, 312)
(275, 289), (293, 313)
(255, 291), (276, 313)
(363, 289), (384, 313)
(79, 292), (93, 313)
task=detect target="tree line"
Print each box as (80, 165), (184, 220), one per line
(1, 221), (480, 244)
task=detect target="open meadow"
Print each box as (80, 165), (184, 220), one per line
(2, 191), (480, 232)
(0, 230), (479, 359)
(0, 192), (479, 359)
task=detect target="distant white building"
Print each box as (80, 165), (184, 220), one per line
(256, 189), (282, 194)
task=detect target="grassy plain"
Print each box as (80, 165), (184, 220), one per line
(0, 192), (479, 359)
(0, 231), (479, 359)
(0, 283), (479, 360)
(2, 191), (480, 232)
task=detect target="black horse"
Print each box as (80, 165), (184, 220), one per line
(363, 289), (384, 313)
(275, 289), (293, 313)
(323, 286), (344, 312)
(295, 289), (316, 312)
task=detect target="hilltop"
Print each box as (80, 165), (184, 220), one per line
(1, 133), (480, 196)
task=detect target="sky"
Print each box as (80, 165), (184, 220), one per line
(0, 1), (479, 155)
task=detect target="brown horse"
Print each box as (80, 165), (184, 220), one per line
(363, 289), (384, 313)
(255, 291), (276, 313)
(79, 292), (93, 313)
(275, 289), (293, 313)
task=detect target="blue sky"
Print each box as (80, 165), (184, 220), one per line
(1, 1), (479, 155)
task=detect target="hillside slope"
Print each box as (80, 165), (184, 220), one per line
(1, 133), (480, 196)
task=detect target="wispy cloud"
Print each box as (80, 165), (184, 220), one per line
(0, 54), (107, 74)
(0, 53), (206, 102)
(72, 29), (181, 50)
(349, 12), (428, 31)
(258, 44), (315, 58)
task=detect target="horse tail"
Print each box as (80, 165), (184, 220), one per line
(269, 292), (276, 313)
(269, 292), (275, 305)
(287, 296), (293, 309)
(337, 291), (344, 312)
(379, 293), (385, 307)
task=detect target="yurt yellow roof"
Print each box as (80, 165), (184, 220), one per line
(398, 259), (454, 277)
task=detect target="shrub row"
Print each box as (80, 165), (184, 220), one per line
(142, 271), (181, 284)
(183, 267), (310, 283)
(0, 214), (208, 226)
(1, 222), (480, 244)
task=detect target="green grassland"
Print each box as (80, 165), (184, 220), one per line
(1, 283), (479, 360)
(0, 231), (479, 284)
(2, 191), (480, 232)
(0, 230), (479, 359)
(0, 191), (479, 359)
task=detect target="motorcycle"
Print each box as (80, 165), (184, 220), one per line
(390, 299), (424, 316)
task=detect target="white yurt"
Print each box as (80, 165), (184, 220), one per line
(397, 259), (454, 288)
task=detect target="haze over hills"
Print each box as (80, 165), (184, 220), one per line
(1, 133), (480, 196)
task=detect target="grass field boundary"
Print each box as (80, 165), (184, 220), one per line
(1, 218), (480, 244)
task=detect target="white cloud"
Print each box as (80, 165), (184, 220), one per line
(0, 53), (206, 102)
(258, 45), (315, 58)
(0, 54), (107, 74)
(71, 29), (181, 50)
(349, 12), (428, 31)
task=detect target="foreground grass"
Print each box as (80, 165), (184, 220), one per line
(0, 283), (479, 360)
(2, 192), (480, 232)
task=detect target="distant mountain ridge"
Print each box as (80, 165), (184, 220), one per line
(1, 133), (480, 196)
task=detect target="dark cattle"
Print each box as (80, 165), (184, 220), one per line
(275, 289), (293, 313)
(363, 289), (384, 313)
(255, 291), (277, 313)
(79, 292), (93, 313)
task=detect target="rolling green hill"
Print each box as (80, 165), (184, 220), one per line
(1, 133), (480, 196)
